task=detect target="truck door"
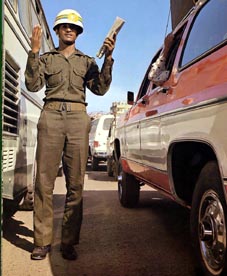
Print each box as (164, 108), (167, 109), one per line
(139, 83), (163, 170)
(139, 26), (185, 186)
(123, 69), (153, 165)
(123, 101), (142, 164)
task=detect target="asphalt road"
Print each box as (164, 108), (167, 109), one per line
(2, 163), (200, 276)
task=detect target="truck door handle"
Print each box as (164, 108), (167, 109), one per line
(141, 98), (148, 105)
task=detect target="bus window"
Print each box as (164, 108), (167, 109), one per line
(30, 1), (40, 29)
(18, 0), (32, 36)
(8, 0), (17, 12)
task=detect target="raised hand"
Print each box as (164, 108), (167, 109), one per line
(31, 25), (43, 53)
(103, 33), (116, 60)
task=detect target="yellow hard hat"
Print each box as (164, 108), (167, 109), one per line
(53, 9), (83, 34)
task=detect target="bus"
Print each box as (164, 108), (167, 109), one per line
(3, 0), (55, 215)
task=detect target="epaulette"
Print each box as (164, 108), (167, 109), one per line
(39, 48), (57, 58)
(85, 55), (95, 62)
(76, 49), (95, 60)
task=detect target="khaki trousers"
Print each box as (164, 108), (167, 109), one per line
(34, 108), (90, 246)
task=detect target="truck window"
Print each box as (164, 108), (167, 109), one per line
(103, 118), (113, 131)
(135, 50), (161, 101)
(90, 119), (99, 135)
(165, 25), (186, 71)
(137, 25), (186, 98)
(181, 0), (227, 67)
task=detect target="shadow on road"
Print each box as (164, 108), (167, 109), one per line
(3, 216), (34, 253)
(2, 172), (201, 275)
(49, 189), (200, 276)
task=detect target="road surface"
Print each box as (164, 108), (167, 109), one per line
(2, 164), (200, 276)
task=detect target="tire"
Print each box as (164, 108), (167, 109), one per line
(113, 159), (118, 181)
(3, 194), (24, 218)
(91, 156), (99, 171)
(107, 157), (114, 177)
(118, 158), (140, 208)
(18, 186), (34, 211)
(190, 161), (227, 276)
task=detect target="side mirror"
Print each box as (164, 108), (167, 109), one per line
(127, 91), (134, 105)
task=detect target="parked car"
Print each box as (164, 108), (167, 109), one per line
(89, 114), (114, 170)
(106, 102), (131, 179)
(114, 1), (227, 275)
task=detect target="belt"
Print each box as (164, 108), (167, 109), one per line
(44, 101), (86, 112)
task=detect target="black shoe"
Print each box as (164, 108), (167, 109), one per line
(60, 244), (78, 260)
(31, 245), (51, 260)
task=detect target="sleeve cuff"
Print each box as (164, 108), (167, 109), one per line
(28, 50), (39, 58)
(104, 57), (114, 67)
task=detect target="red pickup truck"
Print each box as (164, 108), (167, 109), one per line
(114, 0), (227, 275)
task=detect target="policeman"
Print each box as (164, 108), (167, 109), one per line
(25, 9), (116, 261)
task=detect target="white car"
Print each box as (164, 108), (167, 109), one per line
(89, 114), (114, 170)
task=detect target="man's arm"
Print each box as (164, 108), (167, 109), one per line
(86, 35), (116, 95)
(25, 25), (45, 92)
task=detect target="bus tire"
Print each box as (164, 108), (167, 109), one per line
(18, 186), (34, 211)
(3, 190), (26, 218)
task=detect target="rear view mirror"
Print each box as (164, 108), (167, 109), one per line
(127, 91), (134, 105)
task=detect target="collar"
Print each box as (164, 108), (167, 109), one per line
(49, 48), (85, 56)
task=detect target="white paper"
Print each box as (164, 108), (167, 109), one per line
(96, 16), (125, 58)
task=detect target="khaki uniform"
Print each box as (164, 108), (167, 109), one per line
(25, 49), (113, 246)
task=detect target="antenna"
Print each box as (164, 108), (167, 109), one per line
(164, 6), (171, 38)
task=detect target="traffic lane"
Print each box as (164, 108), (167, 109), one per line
(50, 187), (199, 275)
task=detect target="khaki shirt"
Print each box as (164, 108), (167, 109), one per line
(25, 48), (114, 104)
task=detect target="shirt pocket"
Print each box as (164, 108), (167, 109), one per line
(45, 67), (63, 88)
(71, 68), (87, 89)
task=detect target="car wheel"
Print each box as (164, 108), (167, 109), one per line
(107, 157), (114, 177)
(18, 186), (34, 211)
(3, 194), (24, 218)
(113, 159), (118, 181)
(190, 161), (227, 276)
(118, 158), (140, 208)
(91, 156), (99, 171)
